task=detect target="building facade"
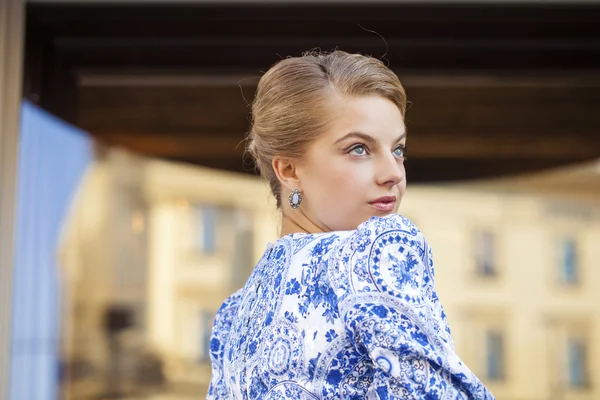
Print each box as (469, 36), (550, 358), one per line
(59, 149), (600, 399)
(401, 186), (600, 400)
(59, 150), (280, 398)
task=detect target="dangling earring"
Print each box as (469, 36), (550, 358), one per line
(288, 188), (303, 209)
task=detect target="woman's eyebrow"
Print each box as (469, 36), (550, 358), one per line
(335, 131), (407, 146)
(334, 131), (378, 146)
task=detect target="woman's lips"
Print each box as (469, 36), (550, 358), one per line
(368, 196), (396, 212)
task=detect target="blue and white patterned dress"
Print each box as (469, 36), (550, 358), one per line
(208, 215), (494, 399)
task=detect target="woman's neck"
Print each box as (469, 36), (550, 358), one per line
(280, 211), (327, 237)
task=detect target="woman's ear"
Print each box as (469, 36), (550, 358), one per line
(272, 156), (302, 192)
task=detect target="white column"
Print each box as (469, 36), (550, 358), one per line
(146, 202), (176, 355)
(0, 0), (24, 399)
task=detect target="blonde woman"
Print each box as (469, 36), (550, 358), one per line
(208, 50), (493, 399)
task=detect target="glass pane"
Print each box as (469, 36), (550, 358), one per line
(476, 231), (496, 277)
(486, 331), (504, 381)
(11, 103), (94, 400)
(568, 337), (587, 387)
(202, 206), (217, 254)
(560, 238), (578, 285)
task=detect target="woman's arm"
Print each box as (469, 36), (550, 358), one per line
(334, 215), (493, 399)
(207, 290), (242, 399)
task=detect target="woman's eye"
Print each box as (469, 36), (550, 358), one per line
(393, 146), (406, 157)
(349, 145), (368, 156)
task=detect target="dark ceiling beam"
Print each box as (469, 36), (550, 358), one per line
(408, 133), (599, 160)
(28, 3), (600, 71)
(23, 2), (600, 182)
(95, 132), (248, 158)
(403, 157), (589, 182)
(76, 72), (600, 87)
(162, 155), (584, 182)
(93, 131), (600, 160)
(53, 37), (600, 49)
(76, 84), (600, 136)
(54, 43), (600, 71)
(28, 4), (600, 37)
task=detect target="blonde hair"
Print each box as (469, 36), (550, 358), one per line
(247, 50), (407, 207)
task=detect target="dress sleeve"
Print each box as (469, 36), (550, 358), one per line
(423, 241), (456, 351)
(207, 290), (242, 399)
(331, 215), (492, 399)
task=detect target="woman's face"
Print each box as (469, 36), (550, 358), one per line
(295, 95), (407, 232)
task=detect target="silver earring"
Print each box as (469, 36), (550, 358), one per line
(288, 188), (303, 209)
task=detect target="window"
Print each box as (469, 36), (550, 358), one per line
(545, 321), (591, 392)
(485, 330), (505, 381)
(194, 205), (217, 254)
(202, 206), (217, 254)
(558, 237), (578, 285)
(231, 210), (255, 287)
(199, 312), (214, 363)
(475, 230), (496, 277)
(567, 336), (588, 388)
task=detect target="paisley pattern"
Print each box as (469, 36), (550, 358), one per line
(208, 215), (494, 399)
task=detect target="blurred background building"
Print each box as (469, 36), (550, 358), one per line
(58, 152), (600, 399)
(401, 177), (600, 400)
(58, 150), (279, 399)
(1, 0), (599, 399)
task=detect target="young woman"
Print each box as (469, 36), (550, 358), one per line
(208, 50), (494, 399)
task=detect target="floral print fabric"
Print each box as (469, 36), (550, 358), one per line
(208, 215), (494, 399)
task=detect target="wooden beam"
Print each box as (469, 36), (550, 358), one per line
(164, 155), (584, 182)
(76, 83), (600, 139)
(28, 3), (600, 70)
(408, 133), (599, 159)
(95, 132), (248, 158)
(77, 85), (252, 135)
(93, 131), (600, 160)
(403, 157), (586, 182)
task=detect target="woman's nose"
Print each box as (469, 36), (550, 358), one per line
(376, 154), (405, 187)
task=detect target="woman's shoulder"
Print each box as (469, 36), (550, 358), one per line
(341, 214), (427, 257)
(328, 214), (433, 301)
(355, 214), (422, 238)
(286, 214), (427, 263)
(290, 214), (423, 250)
